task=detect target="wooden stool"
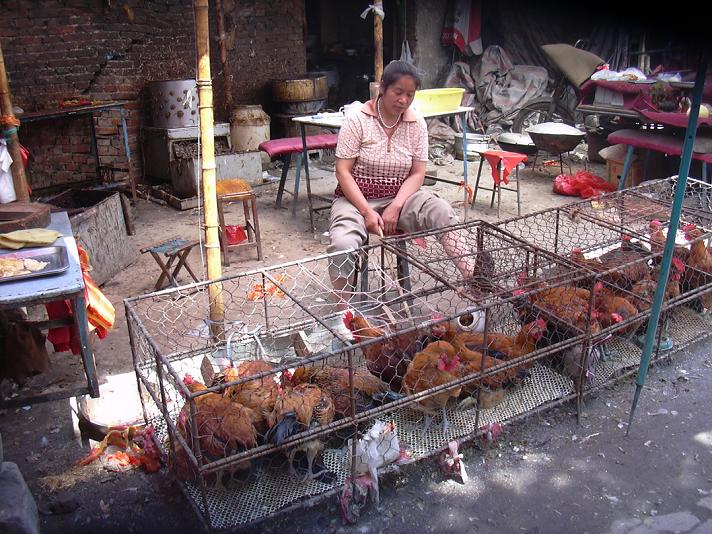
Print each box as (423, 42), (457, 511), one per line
(216, 180), (263, 266)
(141, 237), (200, 290)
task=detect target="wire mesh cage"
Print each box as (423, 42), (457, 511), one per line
(125, 179), (712, 531)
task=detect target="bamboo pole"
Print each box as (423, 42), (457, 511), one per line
(373, 0), (384, 82)
(215, 0), (233, 118)
(194, 0), (225, 341)
(0, 40), (30, 202)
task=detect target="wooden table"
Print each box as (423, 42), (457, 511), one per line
(20, 101), (135, 200)
(0, 211), (100, 407)
(292, 106), (476, 231)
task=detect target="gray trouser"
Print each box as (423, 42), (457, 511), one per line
(327, 190), (458, 280)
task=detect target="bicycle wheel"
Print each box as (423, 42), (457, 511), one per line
(512, 97), (576, 133)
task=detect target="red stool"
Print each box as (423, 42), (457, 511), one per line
(471, 149), (528, 217)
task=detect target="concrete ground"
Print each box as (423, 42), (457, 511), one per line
(2, 154), (711, 533)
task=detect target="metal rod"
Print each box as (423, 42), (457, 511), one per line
(627, 54), (708, 436)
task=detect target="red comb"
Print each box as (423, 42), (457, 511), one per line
(534, 318), (547, 330)
(572, 247), (582, 254)
(672, 257), (685, 272)
(611, 313), (623, 323)
(683, 223), (696, 232)
(513, 289), (525, 296)
(183, 374), (195, 385)
(650, 220), (662, 227)
(343, 310), (354, 330)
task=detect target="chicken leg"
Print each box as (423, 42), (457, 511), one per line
(441, 406), (451, 436)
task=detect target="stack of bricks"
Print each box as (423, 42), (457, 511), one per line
(1, 0), (306, 193)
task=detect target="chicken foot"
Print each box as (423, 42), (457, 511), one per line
(421, 406), (451, 435)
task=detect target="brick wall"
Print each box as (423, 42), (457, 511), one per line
(1, 0), (306, 193)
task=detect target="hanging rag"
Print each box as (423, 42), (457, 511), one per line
(441, 0), (482, 56)
(483, 150), (527, 186)
(0, 139), (16, 203)
(45, 244), (115, 354)
(360, 3), (385, 20)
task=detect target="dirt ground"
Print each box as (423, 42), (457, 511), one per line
(8, 154), (710, 534)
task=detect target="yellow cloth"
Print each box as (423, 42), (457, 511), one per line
(0, 229), (62, 249)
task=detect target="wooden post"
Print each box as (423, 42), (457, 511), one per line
(0, 40), (30, 202)
(373, 0), (384, 83)
(194, 0), (225, 341)
(215, 0), (233, 118)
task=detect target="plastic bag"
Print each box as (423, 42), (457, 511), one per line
(399, 40), (414, 64)
(553, 170), (615, 198)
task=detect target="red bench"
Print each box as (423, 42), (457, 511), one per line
(607, 129), (712, 189)
(259, 134), (339, 220)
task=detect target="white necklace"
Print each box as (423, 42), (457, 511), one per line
(377, 97), (402, 129)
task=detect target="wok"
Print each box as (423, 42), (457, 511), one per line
(527, 122), (585, 155)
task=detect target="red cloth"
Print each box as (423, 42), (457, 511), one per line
(45, 300), (80, 354)
(482, 149), (527, 185)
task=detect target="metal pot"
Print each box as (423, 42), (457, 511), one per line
(497, 132), (538, 155)
(147, 79), (198, 128)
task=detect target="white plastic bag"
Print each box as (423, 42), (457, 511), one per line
(400, 40), (414, 64)
(0, 140), (17, 203)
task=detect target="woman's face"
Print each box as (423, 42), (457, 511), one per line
(380, 75), (417, 116)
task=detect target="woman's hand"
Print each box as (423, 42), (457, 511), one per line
(381, 202), (402, 236)
(363, 208), (385, 236)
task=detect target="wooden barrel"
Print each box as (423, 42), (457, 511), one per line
(271, 74), (328, 103)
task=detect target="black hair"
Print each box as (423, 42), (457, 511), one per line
(380, 60), (422, 92)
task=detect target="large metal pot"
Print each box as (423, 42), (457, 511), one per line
(147, 79), (198, 128)
(496, 132), (538, 156)
(526, 122), (585, 155)
(271, 74), (328, 102)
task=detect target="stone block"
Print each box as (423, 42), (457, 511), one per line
(0, 462), (39, 534)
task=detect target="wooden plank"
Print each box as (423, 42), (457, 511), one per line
(119, 193), (135, 236)
(149, 187), (199, 210)
(69, 192), (130, 285)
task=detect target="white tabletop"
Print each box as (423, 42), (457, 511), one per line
(0, 211), (85, 306)
(292, 106), (475, 128)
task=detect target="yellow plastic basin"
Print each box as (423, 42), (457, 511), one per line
(412, 88), (465, 114)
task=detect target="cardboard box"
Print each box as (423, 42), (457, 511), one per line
(607, 158), (643, 188)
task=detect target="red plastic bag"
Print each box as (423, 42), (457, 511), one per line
(19, 144), (30, 169)
(225, 225), (247, 245)
(553, 171), (615, 198)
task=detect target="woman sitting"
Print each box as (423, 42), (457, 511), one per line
(328, 60), (474, 305)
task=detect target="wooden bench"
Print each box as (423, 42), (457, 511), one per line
(259, 134), (338, 226)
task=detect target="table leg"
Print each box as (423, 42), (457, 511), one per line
(292, 152), (302, 218)
(300, 123), (316, 233)
(618, 145), (635, 190)
(171, 249), (196, 283)
(461, 112), (469, 221)
(275, 153), (292, 208)
(471, 157), (485, 209)
(73, 295), (99, 398)
(251, 196), (263, 261)
(120, 106), (136, 201)
(515, 165), (521, 216)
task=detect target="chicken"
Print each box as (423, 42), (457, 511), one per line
(172, 375), (258, 486)
(343, 310), (418, 390)
(291, 365), (402, 418)
(513, 285), (601, 336)
(571, 245), (650, 289)
(649, 220), (690, 263)
(402, 341), (462, 434)
(681, 224), (712, 311)
(448, 319), (547, 365)
(592, 282), (641, 334)
(265, 383), (335, 480)
(222, 360), (280, 435)
(630, 257), (686, 310)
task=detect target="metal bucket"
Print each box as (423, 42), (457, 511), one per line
(454, 133), (489, 161)
(148, 79), (198, 128)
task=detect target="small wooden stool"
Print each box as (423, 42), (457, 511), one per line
(216, 179), (263, 266)
(141, 237), (200, 290)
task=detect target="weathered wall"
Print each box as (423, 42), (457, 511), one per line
(0, 0), (305, 192)
(411, 0), (450, 89)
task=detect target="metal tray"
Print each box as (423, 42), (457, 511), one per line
(0, 246), (69, 284)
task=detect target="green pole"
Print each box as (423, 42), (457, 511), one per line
(626, 53), (708, 435)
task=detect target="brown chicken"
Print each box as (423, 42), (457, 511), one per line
(222, 360), (281, 435)
(343, 310), (420, 390)
(265, 383), (335, 480)
(682, 224), (712, 311)
(649, 220), (691, 263)
(571, 245), (650, 288)
(630, 257), (686, 310)
(514, 285), (601, 336)
(172, 375), (258, 485)
(448, 319), (547, 363)
(592, 282), (641, 334)
(402, 341), (462, 434)
(291, 365), (402, 418)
